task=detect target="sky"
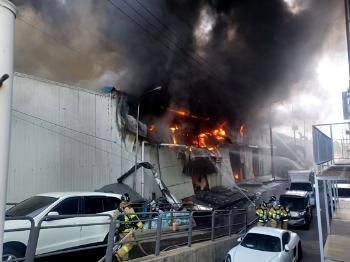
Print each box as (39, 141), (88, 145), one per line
(10, 0), (350, 138)
(272, 0), (349, 137)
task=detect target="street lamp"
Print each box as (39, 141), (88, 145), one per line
(133, 86), (162, 191)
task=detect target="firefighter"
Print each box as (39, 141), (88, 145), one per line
(280, 206), (289, 229)
(269, 203), (282, 228)
(114, 193), (143, 262)
(268, 195), (279, 208)
(256, 201), (269, 226)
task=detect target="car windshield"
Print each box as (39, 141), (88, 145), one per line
(241, 233), (281, 252)
(6, 196), (58, 218)
(290, 183), (312, 192)
(279, 196), (305, 211)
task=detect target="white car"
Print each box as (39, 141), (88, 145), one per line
(225, 227), (302, 262)
(3, 192), (121, 260)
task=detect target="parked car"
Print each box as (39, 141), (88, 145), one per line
(288, 170), (315, 206)
(279, 190), (312, 229)
(3, 192), (121, 260)
(225, 226), (302, 262)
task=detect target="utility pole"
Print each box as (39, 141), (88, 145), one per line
(269, 115), (275, 180)
(0, 0), (16, 259)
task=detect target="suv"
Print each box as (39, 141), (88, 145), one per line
(3, 192), (121, 260)
(279, 190), (312, 229)
(289, 182), (315, 206)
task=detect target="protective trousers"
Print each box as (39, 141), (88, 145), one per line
(281, 219), (288, 229)
(115, 233), (135, 262)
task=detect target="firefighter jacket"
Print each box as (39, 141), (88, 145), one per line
(256, 207), (269, 223)
(280, 207), (289, 221)
(117, 206), (143, 233)
(269, 207), (282, 222)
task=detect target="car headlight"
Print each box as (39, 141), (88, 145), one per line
(299, 211), (306, 216)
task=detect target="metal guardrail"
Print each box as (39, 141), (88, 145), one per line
(3, 206), (254, 262)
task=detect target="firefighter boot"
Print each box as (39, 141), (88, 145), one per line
(282, 220), (288, 229)
(270, 220), (277, 228)
(115, 245), (129, 261)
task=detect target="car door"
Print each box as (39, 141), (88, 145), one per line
(36, 197), (82, 254)
(79, 196), (119, 245)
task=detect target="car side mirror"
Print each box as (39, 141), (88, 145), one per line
(237, 237), (243, 243)
(284, 244), (290, 252)
(45, 211), (59, 221)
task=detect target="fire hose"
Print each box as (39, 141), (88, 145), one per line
(98, 228), (150, 262)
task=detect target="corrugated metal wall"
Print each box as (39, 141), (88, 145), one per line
(8, 73), (137, 202)
(7, 73), (272, 203)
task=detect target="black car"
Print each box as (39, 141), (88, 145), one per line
(279, 190), (312, 229)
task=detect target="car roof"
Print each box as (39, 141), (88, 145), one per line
(281, 190), (308, 197)
(248, 226), (285, 238)
(36, 192), (122, 199)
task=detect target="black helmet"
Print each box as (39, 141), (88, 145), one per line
(123, 193), (130, 202)
(270, 195), (276, 201)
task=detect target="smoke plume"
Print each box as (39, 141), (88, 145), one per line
(11, 0), (340, 127)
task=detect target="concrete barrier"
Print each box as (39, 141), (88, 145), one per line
(130, 235), (241, 262)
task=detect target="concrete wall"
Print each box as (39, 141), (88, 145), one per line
(8, 73), (138, 202)
(130, 236), (239, 262)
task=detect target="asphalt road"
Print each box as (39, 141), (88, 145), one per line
(290, 205), (326, 262)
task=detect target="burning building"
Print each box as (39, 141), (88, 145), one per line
(115, 91), (273, 209)
(8, 0), (333, 206)
(7, 73), (272, 208)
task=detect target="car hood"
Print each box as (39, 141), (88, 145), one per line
(231, 245), (280, 262)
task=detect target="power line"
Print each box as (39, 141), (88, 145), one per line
(107, 0), (226, 84)
(17, 16), (119, 70)
(133, 0), (228, 80)
(12, 114), (134, 162)
(120, 0), (227, 82)
(120, 0), (226, 81)
(12, 108), (120, 145)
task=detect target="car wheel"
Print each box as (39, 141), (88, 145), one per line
(224, 254), (232, 262)
(297, 241), (303, 262)
(2, 246), (25, 261)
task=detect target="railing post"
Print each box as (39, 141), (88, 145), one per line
(155, 213), (162, 256)
(148, 210), (152, 230)
(104, 219), (116, 262)
(187, 211), (193, 247)
(24, 225), (41, 262)
(211, 210), (215, 241)
(228, 210), (232, 237)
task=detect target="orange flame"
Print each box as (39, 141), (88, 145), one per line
(167, 108), (190, 117)
(170, 126), (178, 144)
(148, 124), (156, 132)
(167, 107), (210, 121)
(213, 128), (226, 141)
(232, 172), (240, 181)
(192, 125), (227, 151)
(239, 124), (245, 138)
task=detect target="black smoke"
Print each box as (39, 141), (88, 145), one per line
(11, 0), (339, 127)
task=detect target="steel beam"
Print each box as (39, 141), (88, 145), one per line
(316, 178), (325, 262)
